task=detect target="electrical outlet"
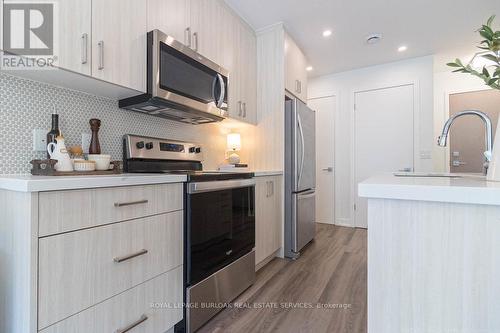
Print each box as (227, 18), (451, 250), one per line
(82, 133), (91, 153)
(33, 129), (47, 151)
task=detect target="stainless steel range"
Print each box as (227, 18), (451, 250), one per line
(123, 135), (256, 333)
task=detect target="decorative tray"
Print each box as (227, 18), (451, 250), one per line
(30, 159), (122, 176)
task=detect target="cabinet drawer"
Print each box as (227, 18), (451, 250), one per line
(38, 212), (183, 329)
(39, 266), (183, 333)
(39, 183), (183, 236)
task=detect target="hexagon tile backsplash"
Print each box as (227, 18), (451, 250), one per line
(0, 73), (227, 174)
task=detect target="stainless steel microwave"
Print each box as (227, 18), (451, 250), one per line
(119, 29), (228, 125)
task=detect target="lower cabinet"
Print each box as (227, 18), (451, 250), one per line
(39, 267), (183, 333)
(255, 175), (283, 266)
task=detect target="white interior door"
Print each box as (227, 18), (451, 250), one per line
(355, 85), (414, 228)
(308, 96), (336, 225)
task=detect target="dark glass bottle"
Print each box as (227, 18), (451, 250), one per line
(46, 113), (60, 159)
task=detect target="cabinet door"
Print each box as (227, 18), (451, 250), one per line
(55, 0), (91, 75)
(255, 176), (282, 265)
(92, 0), (147, 91)
(190, 0), (221, 62)
(225, 9), (243, 120)
(147, 0), (190, 44)
(239, 24), (257, 124)
(284, 32), (308, 102)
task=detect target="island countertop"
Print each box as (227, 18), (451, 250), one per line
(358, 173), (500, 206)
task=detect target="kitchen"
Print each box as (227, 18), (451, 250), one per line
(1, 0), (500, 333)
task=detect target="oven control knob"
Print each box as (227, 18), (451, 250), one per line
(195, 147), (202, 154)
(189, 147), (196, 153)
(145, 142), (154, 150)
(136, 141), (145, 149)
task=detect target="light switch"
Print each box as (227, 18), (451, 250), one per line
(33, 129), (47, 151)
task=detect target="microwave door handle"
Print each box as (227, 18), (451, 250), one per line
(216, 74), (225, 108)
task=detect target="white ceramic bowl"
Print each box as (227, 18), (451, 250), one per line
(88, 154), (111, 171)
(73, 160), (96, 172)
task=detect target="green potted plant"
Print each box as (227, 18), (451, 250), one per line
(447, 15), (500, 90)
(448, 15), (500, 181)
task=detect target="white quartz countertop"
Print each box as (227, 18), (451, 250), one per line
(0, 173), (187, 192)
(358, 173), (500, 205)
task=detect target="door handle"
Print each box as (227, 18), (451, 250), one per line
(322, 167), (333, 172)
(192, 32), (198, 51)
(185, 27), (192, 48)
(243, 102), (247, 118)
(97, 41), (104, 70)
(81, 33), (88, 64)
(238, 101), (243, 116)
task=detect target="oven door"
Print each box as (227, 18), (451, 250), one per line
(186, 179), (255, 286)
(151, 30), (228, 117)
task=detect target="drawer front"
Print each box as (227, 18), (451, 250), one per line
(39, 183), (183, 236)
(40, 266), (183, 333)
(38, 212), (183, 329)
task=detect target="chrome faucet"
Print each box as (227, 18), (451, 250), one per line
(437, 110), (493, 174)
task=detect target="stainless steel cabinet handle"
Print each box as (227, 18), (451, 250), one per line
(266, 181), (270, 197)
(295, 80), (301, 94)
(115, 314), (148, 333)
(97, 41), (104, 70)
(322, 167), (333, 172)
(113, 249), (148, 263)
(238, 101), (242, 116)
(81, 33), (88, 64)
(270, 181), (274, 196)
(114, 199), (148, 207)
(185, 27), (192, 48)
(193, 32), (198, 51)
(243, 102), (247, 118)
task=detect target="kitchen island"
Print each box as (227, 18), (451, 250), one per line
(359, 174), (500, 333)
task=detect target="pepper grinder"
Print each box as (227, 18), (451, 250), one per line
(89, 119), (101, 154)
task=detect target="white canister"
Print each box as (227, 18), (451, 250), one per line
(47, 136), (74, 172)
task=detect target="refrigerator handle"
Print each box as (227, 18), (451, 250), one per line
(297, 113), (305, 186)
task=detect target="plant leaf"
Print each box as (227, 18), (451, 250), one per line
(447, 62), (462, 68)
(487, 15), (496, 27)
(482, 53), (500, 63)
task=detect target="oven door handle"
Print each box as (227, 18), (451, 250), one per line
(187, 178), (255, 194)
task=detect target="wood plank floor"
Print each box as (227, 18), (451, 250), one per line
(198, 224), (367, 333)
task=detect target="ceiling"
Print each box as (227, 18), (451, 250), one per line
(224, 0), (500, 77)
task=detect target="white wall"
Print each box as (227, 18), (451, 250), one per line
(433, 69), (489, 172)
(308, 56), (434, 227)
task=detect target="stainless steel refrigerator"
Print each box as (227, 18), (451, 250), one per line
(284, 94), (316, 259)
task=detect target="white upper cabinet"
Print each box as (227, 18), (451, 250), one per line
(55, 0), (92, 75)
(237, 23), (257, 124)
(285, 32), (308, 102)
(147, 0), (191, 45)
(92, 0), (147, 92)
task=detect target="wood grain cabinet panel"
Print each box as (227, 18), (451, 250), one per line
(255, 176), (283, 265)
(91, 0), (147, 91)
(38, 183), (183, 236)
(38, 211), (183, 329)
(39, 266), (183, 333)
(285, 32), (308, 102)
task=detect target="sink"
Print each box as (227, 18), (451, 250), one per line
(393, 172), (485, 179)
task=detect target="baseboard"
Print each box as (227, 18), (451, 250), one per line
(335, 218), (353, 228)
(255, 248), (281, 271)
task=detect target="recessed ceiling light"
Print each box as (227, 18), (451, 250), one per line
(366, 34), (383, 44)
(322, 30), (332, 37)
(306, 66), (313, 71)
(398, 45), (408, 52)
